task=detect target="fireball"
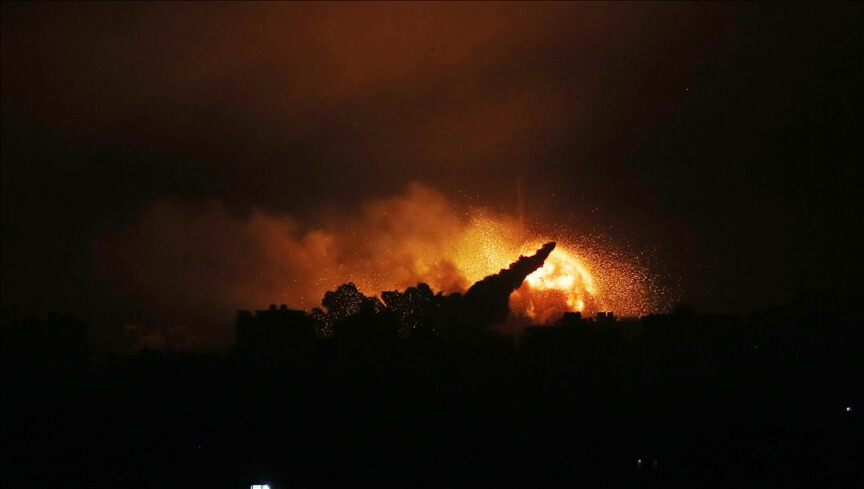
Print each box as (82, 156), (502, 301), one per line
(282, 185), (658, 322)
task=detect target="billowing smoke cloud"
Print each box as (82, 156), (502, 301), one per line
(98, 184), (658, 345)
(464, 241), (556, 328)
(98, 184), (467, 343)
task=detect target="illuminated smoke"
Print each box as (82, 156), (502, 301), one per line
(100, 183), (664, 339)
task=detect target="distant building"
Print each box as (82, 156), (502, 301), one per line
(235, 304), (317, 359)
(596, 311), (616, 323)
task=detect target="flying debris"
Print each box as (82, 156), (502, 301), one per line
(308, 241), (559, 338)
(463, 241), (556, 327)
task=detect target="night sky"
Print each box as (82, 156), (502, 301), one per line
(2, 2), (862, 350)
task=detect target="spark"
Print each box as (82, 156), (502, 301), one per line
(259, 185), (667, 323)
(350, 210), (662, 323)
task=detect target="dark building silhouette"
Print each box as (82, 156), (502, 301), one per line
(235, 304), (317, 360)
(596, 311), (616, 323)
(1, 313), (88, 370)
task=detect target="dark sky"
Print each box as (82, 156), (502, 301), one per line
(2, 2), (862, 349)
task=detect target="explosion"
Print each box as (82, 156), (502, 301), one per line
(515, 243), (599, 323)
(377, 210), (653, 324)
(102, 183), (663, 339)
(305, 185), (658, 323)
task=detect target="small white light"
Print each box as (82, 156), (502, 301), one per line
(846, 406), (852, 412)
(637, 459), (642, 469)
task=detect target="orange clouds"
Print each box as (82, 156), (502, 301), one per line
(99, 184), (662, 344)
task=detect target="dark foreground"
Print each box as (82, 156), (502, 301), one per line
(2, 301), (862, 488)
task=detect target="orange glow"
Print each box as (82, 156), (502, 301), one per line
(273, 185), (662, 323)
(102, 184), (662, 333)
(371, 210), (652, 324)
(303, 188), (659, 323)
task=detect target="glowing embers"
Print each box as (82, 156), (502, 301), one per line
(516, 242), (599, 323)
(254, 186), (662, 323)
(349, 206), (656, 324)
(440, 215), (607, 323)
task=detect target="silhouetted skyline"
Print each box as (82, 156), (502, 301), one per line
(3, 6), (862, 487)
(4, 284), (861, 488)
(2, 2), (862, 351)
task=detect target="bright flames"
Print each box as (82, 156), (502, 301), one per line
(287, 186), (662, 324)
(103, 183), (663, 335)
(333, 197), (656, 323)
(415, 212), (631, 324)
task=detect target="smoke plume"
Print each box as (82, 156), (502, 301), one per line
(98, 184), (657, 344)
